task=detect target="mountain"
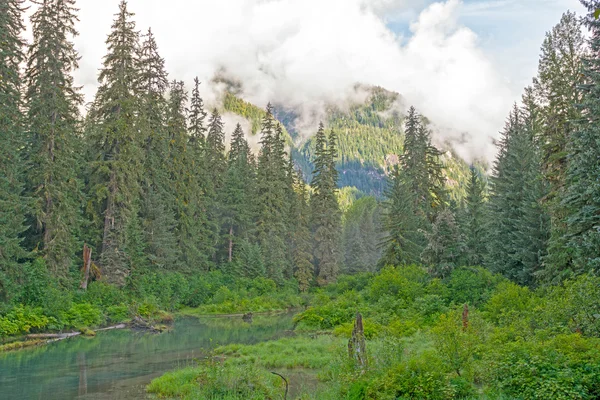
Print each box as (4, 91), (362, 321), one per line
(224, 85), (483, 201)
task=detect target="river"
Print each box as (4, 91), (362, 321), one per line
(0, 313), (295, 400)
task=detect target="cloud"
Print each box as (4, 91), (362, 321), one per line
(37, 0), (576, 160)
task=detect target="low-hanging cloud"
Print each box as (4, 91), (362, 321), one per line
(66, 0), (523, 161)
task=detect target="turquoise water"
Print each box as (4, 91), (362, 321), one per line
(0, 314), (294, 399)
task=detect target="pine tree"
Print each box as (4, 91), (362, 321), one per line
(380, 106), (444, 267)
(136, 29), (179, 272)
(461, 166), (487, 266)
(290, 170), (314, 291)
(204, 108), (227, 265)
(256, 105), (289, 282)
(486, 95), (549, 286)
(189, 77), (207, 147)
(343, 197), (381, 273)
(223, 123), (256, 266)
(561, 1), (600, 276)
(0, 0), (28, 298)
(186, 78), (212, 270)
(86, 0), (142, 285)
(422, 208), (463, 278)
(311, 126), (342, 285)
(380, 166), (425, 267)
(24, 0), (84, 280)
(536, 11), (586, 279)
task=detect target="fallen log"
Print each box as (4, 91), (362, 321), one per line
(96, 324), (127, 332)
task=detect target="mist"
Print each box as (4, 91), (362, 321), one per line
(48, 0), (577, 161)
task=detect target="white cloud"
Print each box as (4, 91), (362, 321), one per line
(33, 0), (580, 160)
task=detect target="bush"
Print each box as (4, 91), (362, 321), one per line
(106, 304), (129, 323)
(63, 303), (103, 329)
(490, 336), (600, 400)
(368, 266), (426, 304)
(294, 291), (364, 329)
(0, 305), (50, 337)
(445, 267), (504, 307)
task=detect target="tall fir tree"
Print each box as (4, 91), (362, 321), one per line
(422, 208), (463, 278)
(461, 166), (487, 266)
(381, 106), (443, 267)
(561, 0), (600, 276)
(86, 0), (143, 285)
(256, 105), (290, 282)
(222, 123), (255, 265)
(0, 0), (28, 298)
(290, 168), (314, 291)
(380, 165), (425, 267)
(24, 0), (84, 280)
(186, 77), (212, 270)
(204, 108), (227, 264)
(188, 77), (207, 147)
(136, 28), (179, 272)
(486, 95), (549, 286)
(311, 126), (342, 285)
(536, 11), (586, 280)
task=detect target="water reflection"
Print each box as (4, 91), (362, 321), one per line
(0, 313), (294, 400)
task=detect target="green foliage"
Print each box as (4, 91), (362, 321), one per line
(0, 305), (50, 337)
(62, 303), (103, 329)
(147, 362), (283, 400)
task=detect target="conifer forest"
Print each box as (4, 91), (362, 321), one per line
(2, 0), (600, 399)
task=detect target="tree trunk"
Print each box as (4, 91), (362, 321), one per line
(228, 226), (234, 263)
(80, 244), (92, 290)
(348, 312), (367, 371)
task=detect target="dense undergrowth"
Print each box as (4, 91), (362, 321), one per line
(148, 265), (600, 399)
(0, 258), (304, 341)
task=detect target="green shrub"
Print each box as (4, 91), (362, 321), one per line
(294, 291), (364, 329)
(63, 303), (103, 328)
(106, 304), (129, 323)
(445, 267), (504, 307)
(485, 281), (535, 325)
(0, 305), (50, 337)
(368, 266), (426, 304)
(490, 336), (600, 400)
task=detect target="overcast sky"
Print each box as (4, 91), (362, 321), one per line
(37, 0), (586, 160)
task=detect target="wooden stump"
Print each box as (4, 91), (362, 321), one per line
(348, 312), (367, 370)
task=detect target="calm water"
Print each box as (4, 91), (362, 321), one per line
(0, 313), (295, 400)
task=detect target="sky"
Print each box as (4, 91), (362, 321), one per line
(41, 0), (586, 160)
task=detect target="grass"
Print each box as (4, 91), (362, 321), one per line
(146, 362), (284, 399)
(215, 335), (344, 369)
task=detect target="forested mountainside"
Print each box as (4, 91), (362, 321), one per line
(225, 85), (482, 199)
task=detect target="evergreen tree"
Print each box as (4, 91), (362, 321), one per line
(189, 77), (207, 147)
(486, 95), (549, 286)
(222, 123), (255, 265)
(536, 11), (586, 279)
(342, 197), (381, 273)
(186, 78), (212, 270)
(422, 208), (463, 278)
(561, 1), (600, 276)
(256, 105), (289, 282)
(24, 0), (84, 280)
(380, 166), (425, 267)
(0, 0), (28, 298)
(290, 170), (314, 291)
(204, 108), (227, 265)
(136, 28), (179, 272)
(311, 126), (342, 285)
(86, 0), (142, 285)
(461, 166), (487, 266)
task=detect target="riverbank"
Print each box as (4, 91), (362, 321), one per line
(0, 272), (306, 352)
(147, 267), (600, 400)
(0, 313), (297, 400)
